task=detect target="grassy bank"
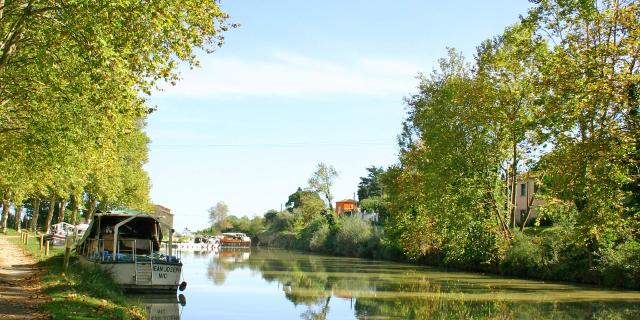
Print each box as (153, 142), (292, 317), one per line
(4, 230), (145, 320)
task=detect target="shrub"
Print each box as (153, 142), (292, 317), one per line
(359, 196), (388, 224)
(299, 216), (330, 251)
(309, 223), (330, 252)
(443, 220), (502, 269)
(270, 211), (295, 232)
(334, 216), (374, 257)
(597, 240), (640, 288)
(269, 232), (298, 248)
(501, 232), (544, 277)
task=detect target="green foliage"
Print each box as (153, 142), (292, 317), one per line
(299, 216), (331, 252)
(501, 233), (545, 277)
(292, 192), (326, 222)
(334, 216), (375, 257)
(261, 204), (391, 259)
(309, 223), (331, 252)
(359, 196), (388, 224)
(596, 241), (640, 288)
(359, 196), (385, 213)
(0, 0), (234, 231)
(269, 211), (296, 233)
(308, 163), (338, 210)
(282, 186), (327, 233)
(286, 187), (324, 211)
(263, 209), (279, 225)
(223, 215), (265, 238)
(378, 0), (640, 288)
(357, 166), (385, 201)
(443, 220), (503, 269)
(208, 201), (230, 232)
(382, 47), (517, 264)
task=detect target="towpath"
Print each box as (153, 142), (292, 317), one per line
(0, 235), (49, 319)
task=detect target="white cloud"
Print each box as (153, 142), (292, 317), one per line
(157, 51), (423, 98)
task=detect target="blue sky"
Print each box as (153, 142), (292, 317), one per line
(145, 0), (532, 231)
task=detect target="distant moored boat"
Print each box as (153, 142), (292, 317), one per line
(218, 232), (251, 247)
(46, 222), (89, 246)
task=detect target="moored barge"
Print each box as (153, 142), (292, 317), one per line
(76, 211), (185, 292)
(218, 232), (251, 247)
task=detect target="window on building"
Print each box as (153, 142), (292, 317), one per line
(520, 183), (526, 196)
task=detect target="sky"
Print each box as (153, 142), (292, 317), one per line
(145, 0), (532, 231)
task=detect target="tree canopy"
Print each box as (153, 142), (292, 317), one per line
(383, 0), (640, 274)
(357, 166), (385, 201)
(0, 1), (233, 231)
(308, 163), (338, 211)
(286, 187), (324, 212)
(208, 201), (231, 232)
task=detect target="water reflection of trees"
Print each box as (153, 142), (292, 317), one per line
(205, 248), (250, 285)
(204, 249), (640, 320)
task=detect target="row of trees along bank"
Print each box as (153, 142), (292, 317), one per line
(382, 0), (640, 288)
(0, 1), (233, 233)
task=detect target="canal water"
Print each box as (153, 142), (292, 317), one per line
(136, 248), (640, 320)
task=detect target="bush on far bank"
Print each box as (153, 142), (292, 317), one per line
(498, 227), (640, 289)
(334, 215), (374, 257)
(262, 212), (401, 260)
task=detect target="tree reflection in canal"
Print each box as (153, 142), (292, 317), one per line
(206, 248), (251, 285)
(201, 248), (640, 319)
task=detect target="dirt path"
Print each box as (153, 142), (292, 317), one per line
(0, 236), (50, 319)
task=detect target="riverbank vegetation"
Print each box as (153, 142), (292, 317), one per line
(0, 1), (233, 233)
(5, 231), (144, 319)
(382, 0), (640, 288)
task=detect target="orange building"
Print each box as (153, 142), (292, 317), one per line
(335, 199), (357, 215)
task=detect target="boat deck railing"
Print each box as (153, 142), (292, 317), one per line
(78, 238), (181, 264)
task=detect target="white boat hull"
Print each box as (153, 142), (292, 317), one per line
(78, 256), (182, 292)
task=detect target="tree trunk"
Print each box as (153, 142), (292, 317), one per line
(44, 194), (56, 234)
(502, 167), (510, 223)
(14, 204), (22, 231)
(0, 191), (8, 232)
(88, 196), (97, 221)
(520, 194), (537, 232)
(486, 177), (511, 238)
(509, 142), (518, 229)
(57, 198), (66, 224)
(30, 197), (41, 232)
(70, 195), (78, 225)
(327, 195), (334, 212)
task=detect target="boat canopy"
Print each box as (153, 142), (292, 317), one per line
(77, 211), (165, 249)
